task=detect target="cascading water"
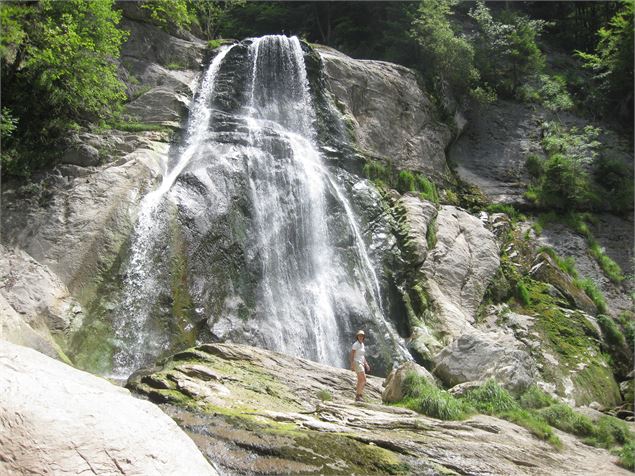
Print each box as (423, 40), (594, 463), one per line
(111, 46), (233, 377)
(108, 35), (409, 378)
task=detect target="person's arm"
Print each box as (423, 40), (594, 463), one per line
(350, 349), (356, 370)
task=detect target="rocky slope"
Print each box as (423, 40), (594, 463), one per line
(0, 340), (217, 475)
(128, 342), (630, 475)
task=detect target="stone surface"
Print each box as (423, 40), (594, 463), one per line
(382, 361), (435, 403)
(536, 221), (634, 315)
(61, 143), (101, 167)
(423, 205), (500, 339)
(0, 340), (217, 475)
(129, 342), (629, 476)
(1, 144), (167, 295)
(0, 294), (63, 361)
(530, 252), (597, 315)
(432, 331), (537, 393)
(318, 45), (452, 179)
(448, 99), (544, 205)
(0, 244), (84, 336)
(118, 17), (205, 127)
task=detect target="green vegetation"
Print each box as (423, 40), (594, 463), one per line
(525, 123), (633, 214)
(576, 0), (634, 123)
(574, 277), (608, 314)
(409, 0), (479, 97)
(399, 372), (473, 420)
(519, 385), (557, 410)
(469, 1), (545, 98)
(140, 0), (194, 31)
(485, 203), (524, 222)
(515, 281), (531, 306)
(535, 212), (625, 284)
(1, 0), (128, 175)
(317, 389), (332, 402)
(399, 375), (633, 463)
(362, 159), (440, 204)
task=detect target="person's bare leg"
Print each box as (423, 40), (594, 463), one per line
(356, 372), (366, 400)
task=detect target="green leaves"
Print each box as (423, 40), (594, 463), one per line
(409, 0), (478, 96)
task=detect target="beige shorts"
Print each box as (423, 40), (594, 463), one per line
(354, 362), (365, 374)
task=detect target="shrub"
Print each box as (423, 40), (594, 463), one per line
(501, 408), (561, 447)
(417, 175), (439, 204)
(463, 379), (518, 415)
(519, 385), (556, 409)
(362, 160), (389, 182)
(426, 218), (437, 249)
(585, 416), (633, 448)
(400, 372), (473, 420)
(516, 281), (531, 306)
(462, 380), (561, 447)
(618, 440), (635, 470)
(539, 403), (595, 437)
(317, 389), (333, 402)
(594, 156), (634, 213)
(597, 315), (626, 348)
(397, 170), (417, 193)
(486, 203), (522, 221)
(589, 241), (624, 283)
(574, 277), (608, 314)
(525, 154), (544, 178)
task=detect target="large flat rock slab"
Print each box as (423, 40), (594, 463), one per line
(0, 340), (217, 475)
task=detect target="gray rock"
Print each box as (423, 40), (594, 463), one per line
(0, 244), (83, 339)
(395, 193), (438, 264)
(536, 221), (634, 315)
(130, 342), (630, 476)
(448, 100), (545, 205)
(0, 294), (63, 360)
(423, 206), (500, 338)
(61, 143), (100, 167)
(382, 361), (435, 403)
(1, 144), (168, 294)
(530, 252), (597, 315)
(433, 331), (537, 393)
(0, 340), (217, 475)
(318, 46), (452, 179)
(447, 380), (486, 397)
(124, 86), (191, 126)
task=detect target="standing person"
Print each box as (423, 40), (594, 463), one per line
(350, 330), (370, 402)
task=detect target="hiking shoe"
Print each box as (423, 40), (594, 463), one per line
(355, 395), (363, 402)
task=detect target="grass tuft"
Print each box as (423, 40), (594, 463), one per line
(400, 372), (473, 420)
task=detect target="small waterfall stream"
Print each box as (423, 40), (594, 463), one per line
(109, 36), (408, 378)
(111, 46), (233, 377)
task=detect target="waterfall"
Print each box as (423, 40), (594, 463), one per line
(110, 46), (233, 377)
(107, 36), (409, 378)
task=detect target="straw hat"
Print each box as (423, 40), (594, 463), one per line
(356, 330), (365, 337)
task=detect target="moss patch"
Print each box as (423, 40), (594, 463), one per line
(514, 280), (620, 406)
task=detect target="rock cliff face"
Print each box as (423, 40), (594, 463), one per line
(317, 46), (452, 179)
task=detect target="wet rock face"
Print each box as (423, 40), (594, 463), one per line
(0, 341), (217, 476)
(317, 46), (452, 180)
(128, 342), (629, 476)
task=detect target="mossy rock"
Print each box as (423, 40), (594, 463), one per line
(515, 280), (621, 407)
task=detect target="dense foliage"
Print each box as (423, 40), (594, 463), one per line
(1, 0), (127, 175)
(1, 0), (632, 178)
